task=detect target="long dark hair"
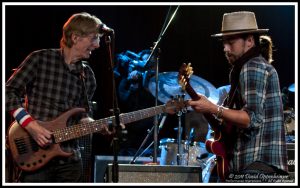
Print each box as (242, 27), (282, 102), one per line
(242, 34), (274, 64)
(259, 35), (274, 64)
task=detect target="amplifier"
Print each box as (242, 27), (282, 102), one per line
(104, 164), (202, 183)
(94, 155), (155, 182)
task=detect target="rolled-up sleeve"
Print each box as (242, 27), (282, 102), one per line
(239, 60), (269, 129)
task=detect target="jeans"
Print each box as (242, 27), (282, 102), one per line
(20, 158), (83, 183)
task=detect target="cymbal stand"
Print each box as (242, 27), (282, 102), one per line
(130, 124), (155, 164)
(144, 5), (180, 163)
(175, 95), (186, 165)
(129, 115), (167, 164)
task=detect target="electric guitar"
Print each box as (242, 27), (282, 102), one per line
(178, 63), (234, 182)
(8, 99), (187, 172)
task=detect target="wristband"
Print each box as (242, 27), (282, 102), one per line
(11, 107), (34, 128)
(216, 105), (225, 119)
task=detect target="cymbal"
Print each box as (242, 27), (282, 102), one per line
(216, 85), (231, 105)
(217, 85), (231, 93)
(288, 83), (295, 92)
(148, 72), (219, 104)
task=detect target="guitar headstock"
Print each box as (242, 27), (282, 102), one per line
(165, 97), (187, 115)
(178, 63), (200, 100)
(178, 63), (194, 91)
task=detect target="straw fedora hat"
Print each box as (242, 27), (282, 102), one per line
(211, 11), (269, 37)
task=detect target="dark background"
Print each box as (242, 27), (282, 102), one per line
(4, 4), (296, 157)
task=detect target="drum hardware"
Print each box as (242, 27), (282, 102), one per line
(284, 109), (295, 136)
(173, 94), (187, 165)
(129, 114), (167, 164)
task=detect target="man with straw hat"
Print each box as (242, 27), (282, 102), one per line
(188, 11), (289, 182)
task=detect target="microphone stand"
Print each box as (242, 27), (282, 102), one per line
(144, 5), (180, 164)
(105, 32), (122, 183)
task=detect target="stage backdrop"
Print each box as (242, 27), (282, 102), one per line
(4, 3), (296, 157)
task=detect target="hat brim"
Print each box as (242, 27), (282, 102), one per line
(211, 29), (269, 38)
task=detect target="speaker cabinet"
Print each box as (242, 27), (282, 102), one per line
(287, 143), (295, 181)
(104, 164), (202, 183)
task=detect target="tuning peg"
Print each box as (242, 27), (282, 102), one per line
(181, 107), (187, 114)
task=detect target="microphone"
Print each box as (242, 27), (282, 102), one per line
(99, 24), (114, 35)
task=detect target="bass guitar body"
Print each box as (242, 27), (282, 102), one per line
(8, 108), (84, 172)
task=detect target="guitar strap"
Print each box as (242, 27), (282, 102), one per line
(68, 60), (91, 113)
(225, 46), (261, 109)
(79, 62), (91, 113)
(79, 62), (93, 182)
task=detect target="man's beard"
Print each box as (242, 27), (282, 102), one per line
(225, 53), (239, 65)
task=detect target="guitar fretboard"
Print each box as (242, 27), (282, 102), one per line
(53, 105), (166, 143)
(121, 105), (165, 124)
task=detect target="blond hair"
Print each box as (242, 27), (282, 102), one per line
(60, 12), (102, 48)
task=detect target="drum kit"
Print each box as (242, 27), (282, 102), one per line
(159, 138), (209, 166)
(147, 71), (220, 182)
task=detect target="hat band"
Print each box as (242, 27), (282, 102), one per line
(221, 28), (258, 33)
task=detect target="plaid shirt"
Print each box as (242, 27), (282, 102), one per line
(232, 55), (288, 172)
(6, 48), (97, 161)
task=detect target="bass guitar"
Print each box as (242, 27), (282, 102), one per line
(178, 63), (234, 182)
(8, 99), (187, 172)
